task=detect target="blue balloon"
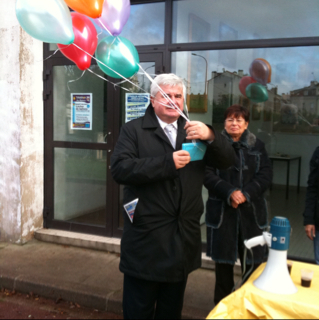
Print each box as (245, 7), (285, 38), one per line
(96, 36), (139, 79)
(16, 0), (74, 44)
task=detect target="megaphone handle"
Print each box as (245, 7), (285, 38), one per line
(244, 235), (266, 249)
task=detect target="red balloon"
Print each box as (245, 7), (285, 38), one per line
(58, 13), (98, 71)
(239, 76), (257, 97)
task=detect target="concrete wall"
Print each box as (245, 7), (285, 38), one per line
(0, 0), (43, 243)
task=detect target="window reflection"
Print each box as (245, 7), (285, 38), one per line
(54, 148), (107, 226)
(173, 0), (319, 43)
(53, 65), (107, 143)
(120, 2), (165, 46)
(172, 46), (319, 260)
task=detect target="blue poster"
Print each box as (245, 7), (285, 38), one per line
(71, 93), (93, 130)
(125, 93), (150, 123)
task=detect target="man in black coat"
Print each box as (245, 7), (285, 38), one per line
(304, 146), (319, 265)
(111, 73), (235, 319)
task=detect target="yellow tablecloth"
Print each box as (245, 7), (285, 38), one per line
(207, 261), (319, 319)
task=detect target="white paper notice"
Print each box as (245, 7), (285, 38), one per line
(125, 93), (150, 123)
(71, 93), (93, 130)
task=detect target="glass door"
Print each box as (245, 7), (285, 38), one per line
(44, 58), (116, 236)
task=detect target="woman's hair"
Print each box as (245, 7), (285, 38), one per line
(224, 104), (250, 123)
(151, 73), (186, 98)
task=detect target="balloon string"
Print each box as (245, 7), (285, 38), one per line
(116, 79), (129, 86)
(67, 70), (86, 91)
(72, 43), (150, 94)
(37, 48), (61, 63)
(86, 68), (130, 92)
(136, 62), (182, 116)
(71, 44), (192, 133)
(96, 30), (103, 39)
(98, 19), (113, 36)
(138, 63), (190, 123)
(138, 72), (157, 76)
(113, 36), (189, 121)
(138, 63), (196, 144)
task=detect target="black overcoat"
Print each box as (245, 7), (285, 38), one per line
(204, 130), (272, 264)
(304, 146), (319, 230)
(111, 105), (235, 282)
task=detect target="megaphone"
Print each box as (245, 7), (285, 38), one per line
(244, 216), (298, 295)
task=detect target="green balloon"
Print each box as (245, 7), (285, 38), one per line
(96, 36), (140, 79)
(246, 83), (269, 103)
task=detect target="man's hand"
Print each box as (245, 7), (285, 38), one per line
(305, 225), (316, 241)
(184, 121), (215, 141)
(173, 150), (191, 169)
(230, 191), (247, 208)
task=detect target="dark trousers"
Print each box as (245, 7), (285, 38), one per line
(214, 231), (260, 305)
(123, 274), (188, 319)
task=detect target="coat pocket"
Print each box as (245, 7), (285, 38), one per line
(123, 187), (140, 223)
(251, 197), (268, 229)
(205, 198), (224, 228)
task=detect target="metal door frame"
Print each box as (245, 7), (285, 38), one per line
(43, 56), (116, 236)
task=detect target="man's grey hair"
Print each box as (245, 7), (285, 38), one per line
(150, 73), (186, 99)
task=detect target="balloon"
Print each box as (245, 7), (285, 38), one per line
(256, 58), (272, 83)
(239, 76), (257, 97)
(249, 59), (269, 86)
(16, 0), (74, 44)
(246, 83), (269, 103)
(58, 13), (98, 71)
(64, 0), (104, 19)
(95, 0), (131, 36)
(96, 36), (139, 79)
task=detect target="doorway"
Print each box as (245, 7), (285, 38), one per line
(43, 52), (163, 238)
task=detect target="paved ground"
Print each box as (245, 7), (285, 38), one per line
(0, 289), (122, 319)
(0, 239), (234, 319)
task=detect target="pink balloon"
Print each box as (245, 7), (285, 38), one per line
(239, 76), (257, 97)
(249, 59), (269, 86)
(94, 0), (131, 36)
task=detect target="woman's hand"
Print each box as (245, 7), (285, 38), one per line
(230, 190), (247, 208)
(184, 121), (215, 141)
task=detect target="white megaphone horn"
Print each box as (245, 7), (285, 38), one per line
(244, 216), (298, 295)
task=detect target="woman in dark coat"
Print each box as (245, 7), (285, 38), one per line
(204, 104), (272, 305)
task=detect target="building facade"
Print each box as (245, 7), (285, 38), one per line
(1, 0), (319, 262)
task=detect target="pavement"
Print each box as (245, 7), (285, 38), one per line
(0, 289), (123, 319)
(0, 239), (238, 319)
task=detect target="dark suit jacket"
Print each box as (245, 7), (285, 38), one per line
(111, 105), (235, 282)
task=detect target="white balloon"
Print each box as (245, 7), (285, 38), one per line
(16, 0), (74, 44)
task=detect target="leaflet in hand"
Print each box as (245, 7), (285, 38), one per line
(182, 142), (207, 161)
